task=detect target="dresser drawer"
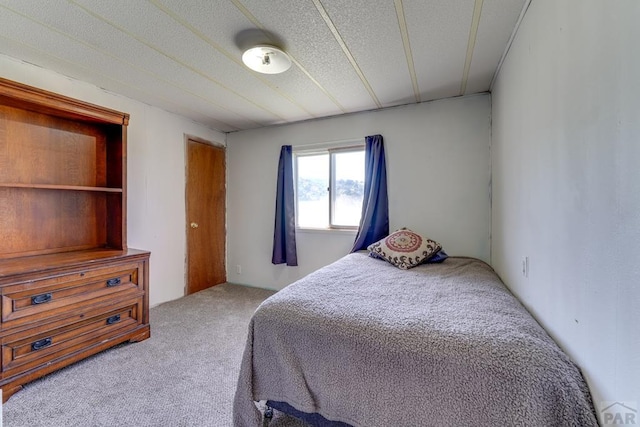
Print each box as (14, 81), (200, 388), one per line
(1, 299), (142, 377)
(1, 261), (143, 330)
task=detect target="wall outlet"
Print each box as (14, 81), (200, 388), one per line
(236, 265), (242, 275)
(522, 256), (529, 278)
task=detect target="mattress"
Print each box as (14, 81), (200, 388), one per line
(233, 253), (598, 426)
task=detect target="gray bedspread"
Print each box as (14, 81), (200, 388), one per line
(233, 253), (598, 426)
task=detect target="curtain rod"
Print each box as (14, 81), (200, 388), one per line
(292, 137), (364, 151)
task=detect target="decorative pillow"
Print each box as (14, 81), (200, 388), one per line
(369, 249), (448, 264)
(426, 250), (448, 263)
(367, 228), (442, 270)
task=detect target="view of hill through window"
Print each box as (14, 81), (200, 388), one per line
(296, 150), (364, 228)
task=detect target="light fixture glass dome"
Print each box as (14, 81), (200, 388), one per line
(242, 45), (292, 74)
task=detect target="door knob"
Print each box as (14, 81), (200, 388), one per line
(190, 222), (199, 229)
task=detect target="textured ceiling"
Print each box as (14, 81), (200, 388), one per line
(0, 0), (527, 133)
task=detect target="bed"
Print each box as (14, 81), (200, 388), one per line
(233, 253), (598, 426)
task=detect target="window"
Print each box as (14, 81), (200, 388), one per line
(295, 146), (365, 229)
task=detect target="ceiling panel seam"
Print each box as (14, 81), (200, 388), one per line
(230, 0), (347, 114)
(489, 0), (532, 91)
(460, 0), (484, 96)
(67, 0), (286, 124)
(286, 56), (347, 114)
(0, 4), (253, 130)
(311, 0), (382, 109)
(149, 0), (317, 120)
(394, 0), (420, 103)
(0, 34), (237, 131)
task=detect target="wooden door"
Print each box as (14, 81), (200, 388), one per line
(186, 139), (226, 294)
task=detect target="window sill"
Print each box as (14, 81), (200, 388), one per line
(296, 227), (358, 235)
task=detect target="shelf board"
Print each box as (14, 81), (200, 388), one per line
(0, 248), (149, 278)
(0, 183), (123, 193)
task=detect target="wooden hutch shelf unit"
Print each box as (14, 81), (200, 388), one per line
(0, 77), (150, 402)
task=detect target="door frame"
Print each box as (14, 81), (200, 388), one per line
(183, 134), (226, 295)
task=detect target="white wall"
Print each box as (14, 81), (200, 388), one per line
(227, 95), (491, 290)
(0, 54), (225, 307)
(491, 0), (640, 414)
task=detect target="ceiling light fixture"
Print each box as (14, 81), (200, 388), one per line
(242, 45), (292, 74)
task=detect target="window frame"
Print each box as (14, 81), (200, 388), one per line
(293, 143), (365, 231)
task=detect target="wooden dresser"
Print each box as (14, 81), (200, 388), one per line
(0, 78), (150, 401)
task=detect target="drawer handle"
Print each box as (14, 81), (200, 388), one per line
(106, 278), (121, 287)
(31, 337), (52, 351)
(106, 314), (121, 325)
(31, 293), (53, 305)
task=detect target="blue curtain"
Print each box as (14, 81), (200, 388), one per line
(272, 145), (298, 266)
(351, 135), (389, 252)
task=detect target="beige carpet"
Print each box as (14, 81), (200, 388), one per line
(2, 283), (304, 427)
